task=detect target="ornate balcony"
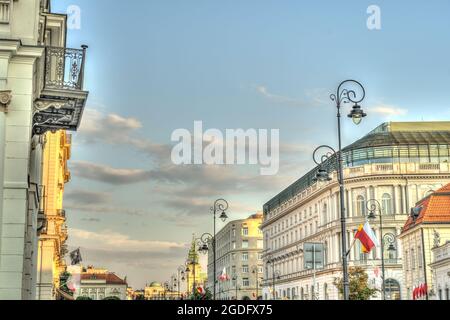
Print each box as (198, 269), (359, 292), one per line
(33, 45), (89, 135)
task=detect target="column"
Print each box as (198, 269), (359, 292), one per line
(393, 185), (398, 215)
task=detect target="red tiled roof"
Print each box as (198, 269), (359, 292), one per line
(80, 273), (127, 285)
(402, 183), (450, 233)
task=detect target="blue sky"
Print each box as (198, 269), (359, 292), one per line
(51, 0), (450, 288)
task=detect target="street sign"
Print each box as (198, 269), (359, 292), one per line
(303, 243), (325, 270)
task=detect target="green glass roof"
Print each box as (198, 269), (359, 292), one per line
(263, 122), (450, 213)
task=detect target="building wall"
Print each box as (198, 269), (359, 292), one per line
(36, 131), (71, 300)
(0, 45), (43, 300)
(400, 226), (450, 300)
(207, 214), (264, 300)
(431, 242), (450, 300)
(261, 162), (450, 300)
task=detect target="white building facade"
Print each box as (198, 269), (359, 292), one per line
(431, 241), (450, 300)
(261, 122), (450, 300)
(207, 213), (264, 300)
(0, 0), (87, 299)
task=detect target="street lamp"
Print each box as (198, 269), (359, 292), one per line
(196, 233), (213, 255)
(267, 258), (281, 300)
(251, 265), (260, 300)
(316, 80), (367, 300)
(232, 275), (239, 300)
(366, 199), (397, 300)
(210, 199), (230, 300)
(177, 265), (186, 300)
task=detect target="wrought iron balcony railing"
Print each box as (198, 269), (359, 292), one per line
(44, 45), (88, 92)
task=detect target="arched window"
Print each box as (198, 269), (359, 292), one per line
(384, 279), (401, 300)
(356, 195), (366, 216)
(382, 193), (393, 215)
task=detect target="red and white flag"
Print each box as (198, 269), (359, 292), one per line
(218, 268), (229, 281)
(354, 222), (380, 253)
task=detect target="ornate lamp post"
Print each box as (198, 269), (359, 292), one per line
(366, 199), (397, 300)
(177, 265), (186, 299)
(313, 80), (367, 300)
(210, 199), (229, 300)
(232, 274), (239, 300)
(251, 265), (260, 300)
(184, 261), (191, 298)
(267, 257), (281, 300)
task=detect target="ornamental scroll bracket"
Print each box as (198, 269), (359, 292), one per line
(32, 99), (77, 135)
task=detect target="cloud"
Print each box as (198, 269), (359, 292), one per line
(71, 161), (152, 185)
(70, 228), (186, 252)
(370, 104), (408, 116)
(254, 85), (327, 108)
(64, 204), (146, 216)
(67, 229), (189, 288)
(80, 217), (102, 223)
(65, 189), (111, 204)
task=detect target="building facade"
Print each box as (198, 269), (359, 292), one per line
(399, 183), (450, 300)
(144, 282), (179, 300)
(430, 241), (450, 300)
(0, 0), (87, 299)
(185, 236), (207, 297)
(207, 213), (264, 300)
(261, 122), (450, 300)
(74, 267), (127, 300)
(35, 131), (71, 300)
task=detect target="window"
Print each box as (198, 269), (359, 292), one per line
(242, 227), (249, 236)
(242, 265), (249, 273)
(232, 228), (236, 237)
(322, 204), (328, 225)
(232, 241), (236, 249)
(356, 195), (366, 216)
(404, 250), (409, 271)
(231, 253), (236, 260)
(418, 246), (423, 268)
(257, 239), (263, 248)
(411, 249), (416, 270)
(382, 193), (393, 215)
(242, 278), (250, 287)
(242, 252), (249, 261)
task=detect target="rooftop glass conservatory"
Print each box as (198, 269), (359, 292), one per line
(264, 122), (450, 213)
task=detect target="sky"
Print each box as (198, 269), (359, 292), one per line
(51, 0), (450, 289)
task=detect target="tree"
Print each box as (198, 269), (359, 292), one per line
(333, 266), (378, 300)
(102, 296), (121, 300)
(76, 296), (92, 300)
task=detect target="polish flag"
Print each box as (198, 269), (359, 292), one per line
(354, 222), (380, 253)
(197, 286), (205, 295)
(218, 268), (229, 281)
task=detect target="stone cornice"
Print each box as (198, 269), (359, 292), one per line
(0, 39), (44, 58)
